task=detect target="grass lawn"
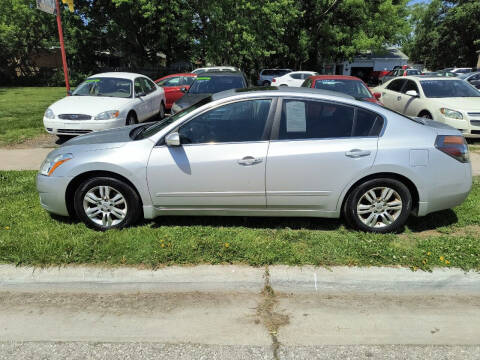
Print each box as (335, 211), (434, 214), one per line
(1, 171), (479, 270)
(0, 87), (65, 146)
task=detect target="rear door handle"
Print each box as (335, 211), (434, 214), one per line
(345, 149), (371, 158)
(238, 156), (263, 166)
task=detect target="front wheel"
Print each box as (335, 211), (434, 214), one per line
(158, 102), (165, 120)
(74, 177), (142, 231)
(343, 178), (412, 233)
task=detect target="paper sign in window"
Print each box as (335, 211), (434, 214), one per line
(286, 101), (306, 132)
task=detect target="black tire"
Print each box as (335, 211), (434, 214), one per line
(419, 111), (432, 119)
(279, 84), (288, 86)
(343, 178), (412, 233)
(74, 177), (142, 231)
(262, 80), (271, 86)
(158, 102), (166, 120)
(126, 112), (137, 126)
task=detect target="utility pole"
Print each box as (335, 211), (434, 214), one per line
(55, 0), (70, 94)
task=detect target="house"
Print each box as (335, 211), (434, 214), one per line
(321, 47), (409, 83)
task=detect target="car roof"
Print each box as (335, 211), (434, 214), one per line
(211, 86), (354, 101)
(196, 71), (245, 77)
(89, 72), (148, 80)
(159, 73), (196, 78)
(309, 75), (363, 81)
(404, 76), (459, 81)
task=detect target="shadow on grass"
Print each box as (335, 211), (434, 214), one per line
(406, 209), (458, 232)
(49, 213), (81, 225)
(151, 215), (343, 231)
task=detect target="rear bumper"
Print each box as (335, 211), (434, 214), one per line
(36, 174), (71, 216)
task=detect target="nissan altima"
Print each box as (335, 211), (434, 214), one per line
(37, 87), (472, 233)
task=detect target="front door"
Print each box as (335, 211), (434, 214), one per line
(266, 99), (382, 212)
(147, 98), (274, 208)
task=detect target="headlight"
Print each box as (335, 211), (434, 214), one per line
(40, 153), (73, 176)
(44, 108), (55, 119)
(94, 110), (120, 120)
(440, 108), (463, 120)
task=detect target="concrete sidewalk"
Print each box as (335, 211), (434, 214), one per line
(1, 265), (480, 350)
(1, 147), (480, 176)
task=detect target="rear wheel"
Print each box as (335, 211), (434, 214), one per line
(344, 178), (412, 233)
(74, 177), (142, 231)
(262, 80), (271, 86)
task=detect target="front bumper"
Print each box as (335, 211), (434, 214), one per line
(36, 174), (71, 216)
(43, 117), (126, 136)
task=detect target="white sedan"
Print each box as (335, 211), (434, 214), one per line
(272, 71), (318, 87)
(43, 72), (166, 138)
(373, 76), (480, 138)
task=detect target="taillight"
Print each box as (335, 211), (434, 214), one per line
(272, 78), (276, 82)
(435, 135), (469, 163)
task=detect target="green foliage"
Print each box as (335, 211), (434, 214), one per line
(405, 0), (480, 69)
(1, 171), (479, 270)
(1, 0), (412, 83)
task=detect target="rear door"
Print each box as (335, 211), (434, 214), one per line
(266, 98), (383, 212)
(382, 79), (407, 111)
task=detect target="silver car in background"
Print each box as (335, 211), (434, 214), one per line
(37, 88), (472, 233)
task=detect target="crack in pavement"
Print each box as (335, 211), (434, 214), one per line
(256, 266), (289, 360)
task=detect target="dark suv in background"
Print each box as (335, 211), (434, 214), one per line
(171, 71), (248, 114)
(257, 69), (293, 86)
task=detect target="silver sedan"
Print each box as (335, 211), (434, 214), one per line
(37, 87), (472, 233)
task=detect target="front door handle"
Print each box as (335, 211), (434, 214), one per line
(345, 149), (371, 158)
(397, 96), (402, 101)
(238, 156), (263, 166)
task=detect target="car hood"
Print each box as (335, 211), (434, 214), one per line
(429, 97), (480, 112)
(49, 96), (134, 116)
(60, 124), (142, 150)
(174, 93), (211, 110)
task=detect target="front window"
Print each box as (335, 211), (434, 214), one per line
(136, 97), (213, 139)
(72, 77), (132, 98)
(314, 79), (372, 99)
(420, 80), (480, 98)
(188, 76), (246, 94)
(178, 99), (271, 144)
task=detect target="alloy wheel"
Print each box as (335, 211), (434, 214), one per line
(356, 186), (403, 228)
(83, 185), (128, 227)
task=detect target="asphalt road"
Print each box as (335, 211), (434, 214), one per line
(1, 265), (480, 359)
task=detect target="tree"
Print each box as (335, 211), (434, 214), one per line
(406, 0), (480, 69)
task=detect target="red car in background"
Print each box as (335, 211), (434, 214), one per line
(154, 73), (197, 110)
(302, 75), (383, 105)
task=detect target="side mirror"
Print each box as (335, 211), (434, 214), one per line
(180, 87), (187, 93)
(165, 132), (181, 146)
(67, 90), (72, 96)
(373, 92), (381, 100)
(406, 90), (419, 97)
(136, 91), (146, 98)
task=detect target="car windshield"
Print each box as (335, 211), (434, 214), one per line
(72, 77), (132, 98)
(314, 79), (372, 98)
(420, 80), (480, 98)
(188, 76), (245, 94)
(136, 97), (213, 139)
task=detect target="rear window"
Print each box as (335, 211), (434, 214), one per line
(314, 79), (372, 99)
(406, 69), (420, 75)
(188, 76), (246, 94)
